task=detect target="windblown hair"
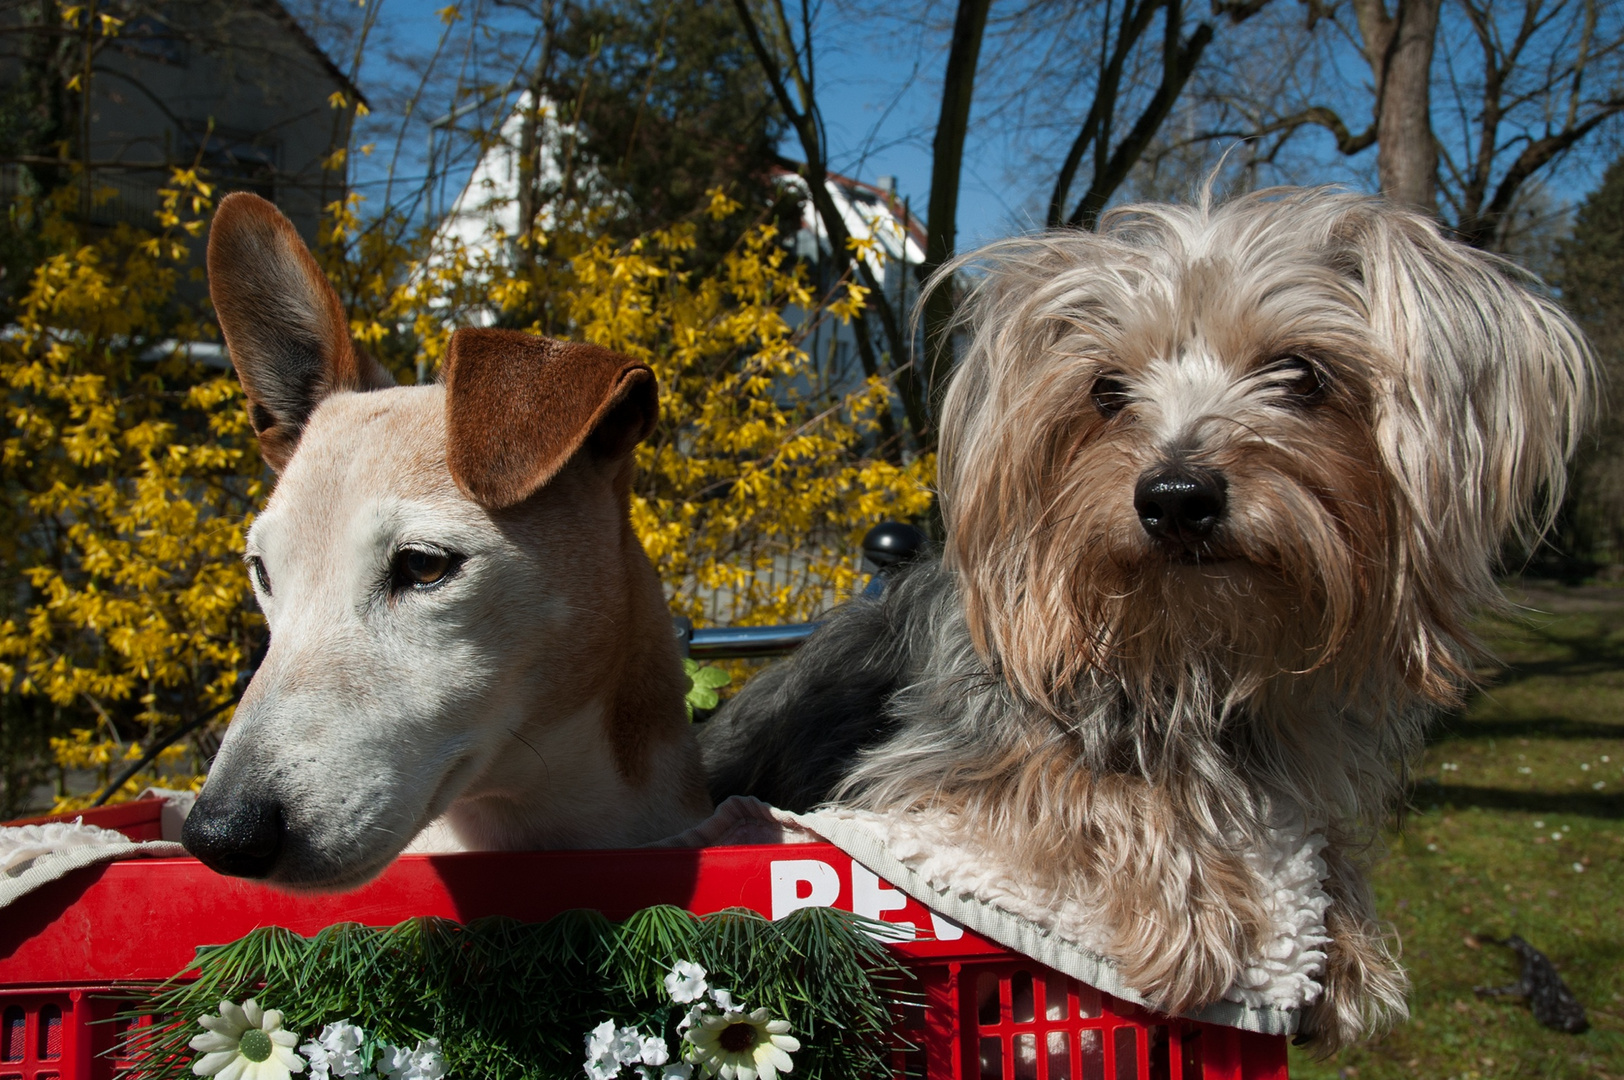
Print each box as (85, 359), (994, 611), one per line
(702, 187), (1594, 1050)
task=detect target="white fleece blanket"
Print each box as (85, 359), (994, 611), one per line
(0, 791), (190, 909)
(660, 796), (1329, 1036)
(3, 793), (1326, 1035)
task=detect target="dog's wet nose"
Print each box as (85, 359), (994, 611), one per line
(181, 793), (285, 878)
(1135, 467), (1228, 545)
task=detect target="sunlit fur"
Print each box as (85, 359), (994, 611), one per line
(703, 187), (1593, 1050)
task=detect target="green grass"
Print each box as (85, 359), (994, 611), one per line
(1290, 582), (1624, 1080)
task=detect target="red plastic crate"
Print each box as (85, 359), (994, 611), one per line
(0, 801), (1289, 1079)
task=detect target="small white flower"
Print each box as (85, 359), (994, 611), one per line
(709, 989), (742, 1012)
(639, 1035), (671, 1067)
(189, 999), (306, 1080)
(299, 1021), (370, 1079)
(587, 1020), (616, 1053)
(405, 1039), (448, 1080)
(677, 1006), (704, 1034)
(683, 1007), (799, 1080)
(379, 1041), (444, 1080)
(303, 1044), (333, 1080)
(585, 1022), (660, 1080)
(665, 961), (710, 1004)
(377, 1044), (414, 1080)
(1573, 862), (1586, 873)
(1534, 820), (1545, 829)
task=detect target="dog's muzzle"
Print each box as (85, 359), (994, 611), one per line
(1134, 466), (1228, 549)
(181, 791), (285, 879)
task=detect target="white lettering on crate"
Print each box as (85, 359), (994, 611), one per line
(852, 862), (916, 941)
(766, 857), (966, 941)
(927, 910), (966, 941)
(769, 859), (841, 919)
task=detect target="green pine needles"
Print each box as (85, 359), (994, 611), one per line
(116, 905), (916, 1080)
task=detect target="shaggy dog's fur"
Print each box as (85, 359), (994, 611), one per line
(702, 188), (1593, 1050)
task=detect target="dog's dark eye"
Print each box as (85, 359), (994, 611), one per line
(246, 556), (271, 596)
(1268, 356), (1325, 403)
(1091, 372), (1132, 417)
(392, 547), (461, 591)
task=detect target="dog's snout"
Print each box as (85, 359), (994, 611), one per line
(181, 792), (286, 879)
(1135, 467), (1228, 545)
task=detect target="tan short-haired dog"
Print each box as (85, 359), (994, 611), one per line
(181, 193), (710, 890)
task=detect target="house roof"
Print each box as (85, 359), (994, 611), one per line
(254, 0), (369, 109)
(823, 168), (928, 251)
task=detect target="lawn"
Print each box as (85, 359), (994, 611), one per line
(1289, 581), (1624, 1080)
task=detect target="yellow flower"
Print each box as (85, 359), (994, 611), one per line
(682, 1007), (799, 1080)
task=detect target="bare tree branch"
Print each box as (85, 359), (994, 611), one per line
(1067, 0), (1215, 227)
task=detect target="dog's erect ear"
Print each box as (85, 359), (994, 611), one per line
(207, 192), (393, 470)
(443, 328), (658, 509)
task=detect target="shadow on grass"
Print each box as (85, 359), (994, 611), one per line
(1470, 619), (1624, 690)
(1432, 715), (1624, 740)
(1407, 782), (1624, 819)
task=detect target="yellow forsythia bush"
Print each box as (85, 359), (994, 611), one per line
(1, 174), (259, 811)
(1, 182), (932, 813)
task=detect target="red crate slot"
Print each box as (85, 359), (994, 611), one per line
(3, 1005), (23, 1062)
(0, 994), (94, 1080)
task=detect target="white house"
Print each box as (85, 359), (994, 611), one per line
(430, 95), (928, 390)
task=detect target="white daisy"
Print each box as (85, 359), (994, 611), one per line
(189, 999), (306, 1080)
(683, 1007), (799, 1080)
(664, 961), (709, 1004)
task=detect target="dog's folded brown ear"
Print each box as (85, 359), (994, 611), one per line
(207, 192), (393, 471)
(443, 328), (658, 509)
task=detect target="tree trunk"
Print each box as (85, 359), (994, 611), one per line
(1351, 0), (1442, 213)
(920, 0), (993, 422)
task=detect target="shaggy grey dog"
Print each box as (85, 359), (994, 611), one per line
(701, 186), (1593, 1051)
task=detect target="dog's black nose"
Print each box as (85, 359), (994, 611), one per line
(1135, 467), (1228, 545)
(181, 793), (285, 878)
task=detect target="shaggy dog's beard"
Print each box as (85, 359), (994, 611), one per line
(827, 558), (1409, 1031)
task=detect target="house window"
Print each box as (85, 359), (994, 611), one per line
(118, 13), (190, 67)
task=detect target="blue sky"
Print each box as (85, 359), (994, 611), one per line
(335, 0), (1619, 254)
(339, 0), (1048, 246)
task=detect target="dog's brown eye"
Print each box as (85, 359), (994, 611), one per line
(393, 547), (459, 590)
(1270, 356), (1325, 402)
(246, 556), (271, 596)
(1091, 373), (1131, 417)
